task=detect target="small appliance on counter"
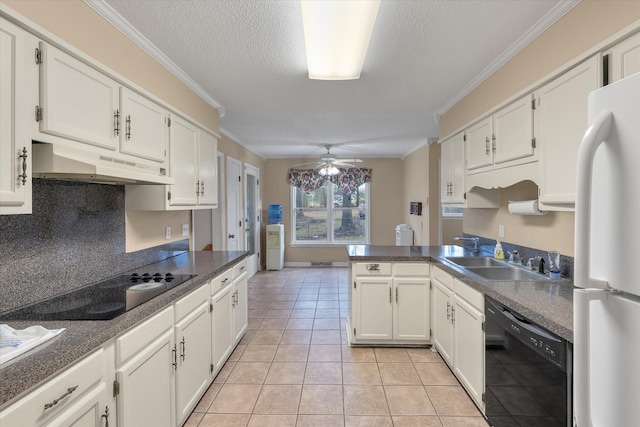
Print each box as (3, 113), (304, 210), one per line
(395, 224), (413, 246)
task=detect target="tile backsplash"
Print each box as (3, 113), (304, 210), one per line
(0, 179), (187, 312)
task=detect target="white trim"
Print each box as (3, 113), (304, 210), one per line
(83, 0), (225, 117)
(435, 0), (580, 122)
(219, 127), (266, 161)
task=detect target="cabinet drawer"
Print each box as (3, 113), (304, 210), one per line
(354, 263), (392, 276)
(431, 265), (454, 290)
(0, 349), (104, 426)
(394, 263), (430, 276)
(116, 305), (174, 366)
(210, 269), (233, 295)
(453, 278), (483, 311)
(175, 283), (209, 322)
(232, 260), (247, 278)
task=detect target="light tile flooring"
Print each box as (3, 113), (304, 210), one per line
(185, 267), (489, 427)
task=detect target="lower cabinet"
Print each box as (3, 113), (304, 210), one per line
(348, 262), (430, 345)
(0, 349), (108, 427)
(431, 265), (485, 412)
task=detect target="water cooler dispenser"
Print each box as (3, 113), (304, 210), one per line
(266, 205), (284, 270)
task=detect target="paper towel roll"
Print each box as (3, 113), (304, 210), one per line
(508, 200), (547, 216)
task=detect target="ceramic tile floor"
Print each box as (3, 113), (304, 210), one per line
(185, 267), (489, 427)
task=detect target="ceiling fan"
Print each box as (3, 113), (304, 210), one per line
(294, 145), (363, 176)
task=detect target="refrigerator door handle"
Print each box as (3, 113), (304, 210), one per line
(574, 288), (607, 427)
(575, 110), (613, 290)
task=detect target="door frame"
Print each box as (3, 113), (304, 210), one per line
(225, 156), (243, 252)
(244, 163), (260, 277)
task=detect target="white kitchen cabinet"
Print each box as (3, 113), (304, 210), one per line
(37, 42), (119, 151)
(348, 262), (430, 345)
(174, 285), (212, 426)
(607, 31), (640, 82)
(125, 119), (219, 210)
(535, 55), (600, 209)
(467, 96), (535, 173)
(440, 132), (466, 205)
(431, 266), (485, 413)
(232, 271), (249, 343)
(0, 18), (37, 215)
(115, 307), (175, 427)
(452, 281), (484, 410)
(0, 349), (108, 427)
(119, 87), (169, 163)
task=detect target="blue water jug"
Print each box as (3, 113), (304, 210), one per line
(268, 204), (282, 224)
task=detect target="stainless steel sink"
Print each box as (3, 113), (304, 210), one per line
(445, 257), (507, 267)
(465, 267), (552, 281)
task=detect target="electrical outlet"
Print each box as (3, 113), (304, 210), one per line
(182, 224), (189, 237)
(165, 226), (171, 240)
(498, 224), (505, 238)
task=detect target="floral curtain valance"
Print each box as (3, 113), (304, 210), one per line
(288, 168), (372, 194)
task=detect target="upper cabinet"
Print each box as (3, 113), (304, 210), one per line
(440, 132), (466, 205)
(0, 18), (38, 215)
(125, 120), (219, 210)
(606, 31), (640, 83)
(534, 55), (600, 209)
(467, 95), (535, 173)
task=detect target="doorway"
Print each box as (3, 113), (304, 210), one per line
(226, 156), (242, 251)
(244, 164), (260, 277)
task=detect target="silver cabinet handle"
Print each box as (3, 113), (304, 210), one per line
(222, 278), (229, 285)
(200, 180), (205, 196)
(18, 147), (28, 185)
(451, 306), (455, 324)
(44, 386), (78, 410)
(492, 135), (496, 153)
(366, 264), (380, 271)
(240, 265), (246, 272)
(389, 287), (392, 303)
(485, 137), (490, 155)
(446, 302), (451, 320)
(114, 109), (120, 136)
(180, 337), (186, 362)
(172, 344), (177, 370)
(125, 115), (132, 140)
(101, 406), (110, 427)
(196, 180), (200, 196)
(395, 288), (398, 303)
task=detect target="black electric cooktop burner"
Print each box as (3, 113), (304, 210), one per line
(0, 273), (196, 321)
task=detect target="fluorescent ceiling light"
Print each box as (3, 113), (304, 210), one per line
(301, 0), (380, 80)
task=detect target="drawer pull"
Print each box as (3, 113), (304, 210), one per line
(102, 406), (110, 427)
(240, 265), (246, 271)
(44, 385), (78, 410)
(222, 278), (229, 285)
(366, 264), (380, 271)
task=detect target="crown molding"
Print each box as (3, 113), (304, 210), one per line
(84, 0), (225, 117)
(434, 0), (580, 122)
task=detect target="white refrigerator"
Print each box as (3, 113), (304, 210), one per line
(574, 72), (640, 427)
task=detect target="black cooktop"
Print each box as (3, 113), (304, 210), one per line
(0, 273), (196, 321)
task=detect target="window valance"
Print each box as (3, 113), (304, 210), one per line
(288, 168), (372, 194)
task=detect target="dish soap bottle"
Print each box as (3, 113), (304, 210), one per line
(494, 241), (504, 260)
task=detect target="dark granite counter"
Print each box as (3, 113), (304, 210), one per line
(0, 250), (247, 407)
(346, 245), (574, 343)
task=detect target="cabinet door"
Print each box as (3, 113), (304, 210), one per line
(354, 278), (393, 341)
(175, 301), (212, 426)
(493, 95), (534, 165)
(38, 43), (119, 150)
(608, 32), (640, 82)
(47, 383), (109, 427)
(440, 137), (453, 203)
(168, 115), (198, 206)
(466, 117), (493, 170)
(197, 130), (218, 206)
(535, 55), (600, 207)
(432, 279), (454, 366)
(0, 18), (36, 214)
(450, 132), (466, 204)
(120, 87), (169, 163)
(116, 328), (175, 427)
(393, 278), (430, 341)
(452, 295), (484, 410)
(212, 286), (233, 371)
(233, 272), (249, 343)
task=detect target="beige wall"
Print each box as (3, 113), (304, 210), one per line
(262, 158), (404, 263)
(2, 0), (219, 132)
(402, 145), (431, 245)
(218, 134), (265, 170)
(440, 1), (640, 257)
(125, 210), (191, 252)
(442, 218), (463, 245)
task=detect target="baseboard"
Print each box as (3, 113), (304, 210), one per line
(284, 261), (349, 268)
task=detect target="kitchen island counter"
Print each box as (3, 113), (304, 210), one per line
(346, 245), (574, 343)
(0, 250), (247, 407)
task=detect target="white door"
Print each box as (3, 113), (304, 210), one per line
(493, 95), (534, 165)
(232, 273), (249, 343)
(432, 279), (454, 366)
(197, 130), (218, 206)
(244, 164), (260, 276)
(211, 287), (233, 371)
(466, 117), (493, 170)
(226, 156), (242, 251)
(354, 278), (393, 341)
(169, 115), (198, 206)
(452, 295), (485, 409)
(393, 278), (430, 341)
(211, 153), (225, 250)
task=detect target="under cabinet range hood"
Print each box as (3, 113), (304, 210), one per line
(31, 143), (175, 185)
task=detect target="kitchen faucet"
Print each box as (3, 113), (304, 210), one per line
(527, 256), (546, 274)
(454, 236), (479, 252)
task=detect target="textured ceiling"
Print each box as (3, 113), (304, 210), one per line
(100, 0), (569, 159)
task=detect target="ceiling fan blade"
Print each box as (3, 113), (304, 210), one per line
(292, 161), (321, 167)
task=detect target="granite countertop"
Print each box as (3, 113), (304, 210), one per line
(346, 245), (574, 343)
(0, 250), (247, 408)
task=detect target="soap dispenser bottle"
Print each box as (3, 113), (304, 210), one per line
(494, 241), (504, 260)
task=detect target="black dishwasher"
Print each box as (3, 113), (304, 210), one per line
(484, 296), (572, 427)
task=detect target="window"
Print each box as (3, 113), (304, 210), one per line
(292, 181), (369, 244)
(442, 206), (463, 218)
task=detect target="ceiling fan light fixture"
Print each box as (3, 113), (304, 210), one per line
(301, 0), (381, 80)
(319, 165), (340, 176)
